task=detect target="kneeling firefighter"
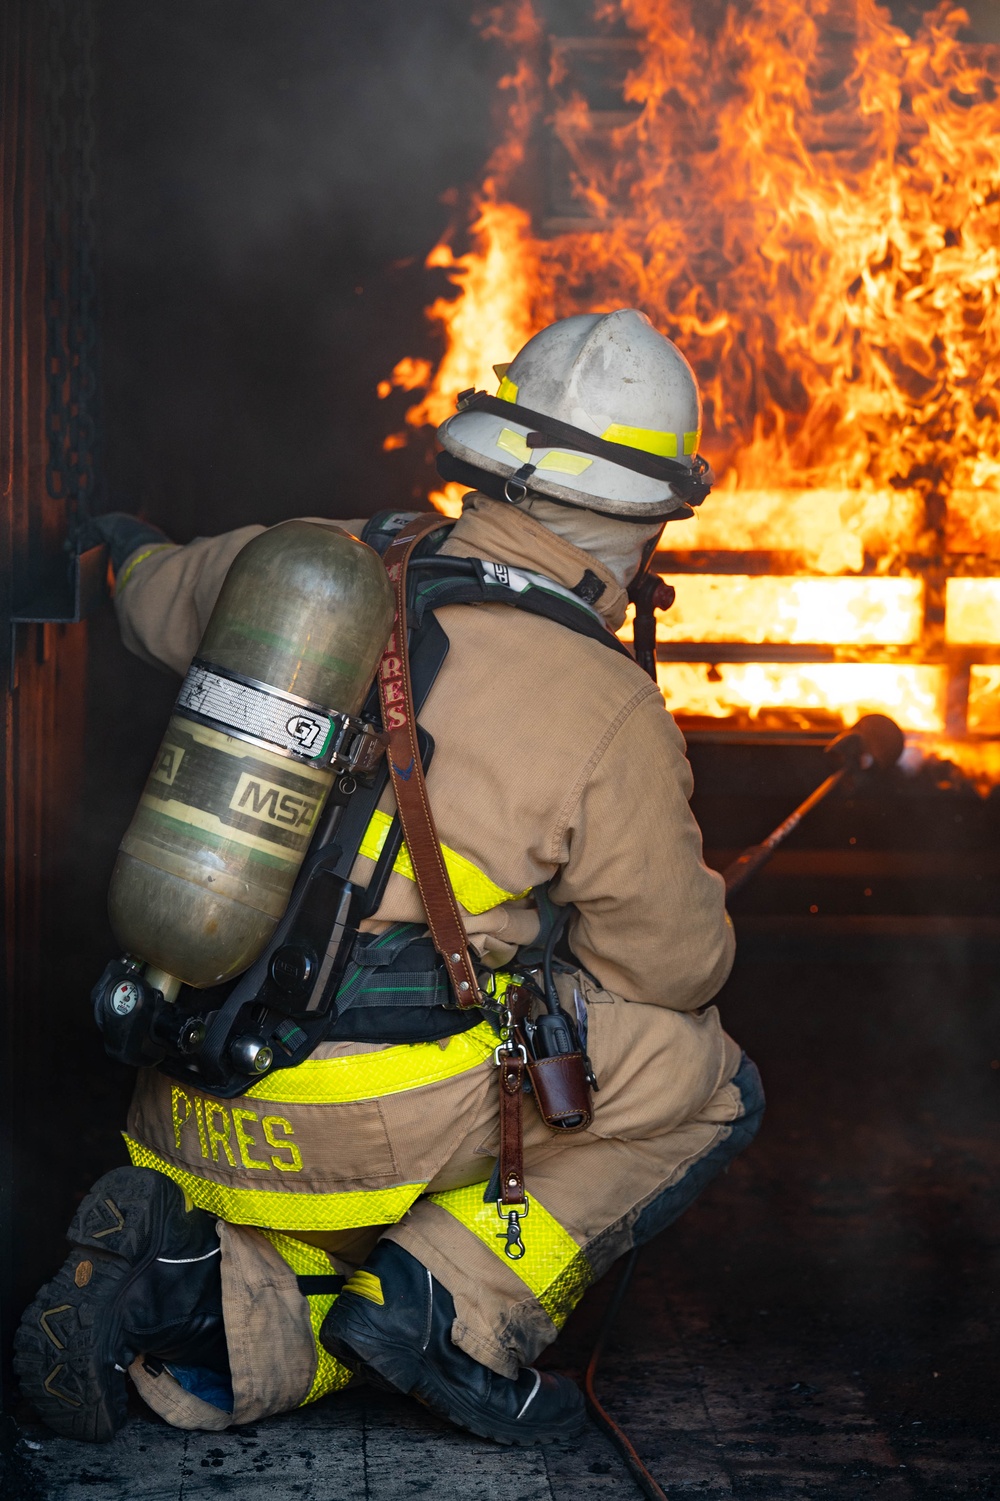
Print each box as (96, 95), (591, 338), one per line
(17, 308), (763, 1445)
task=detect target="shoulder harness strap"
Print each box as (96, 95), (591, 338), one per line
(362, 509), (633, 662)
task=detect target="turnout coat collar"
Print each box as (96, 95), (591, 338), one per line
(439, 494), (631, 634)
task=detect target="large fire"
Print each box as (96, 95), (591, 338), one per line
(381, 0), (1000, 757)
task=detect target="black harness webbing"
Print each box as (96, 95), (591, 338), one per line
(159, 510), (632, 1096)
(364, 508), (633, 659)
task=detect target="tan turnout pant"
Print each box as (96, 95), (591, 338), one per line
(129, 989), (761, 1431)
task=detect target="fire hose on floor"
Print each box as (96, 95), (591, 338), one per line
(583, 711), (905, 1500)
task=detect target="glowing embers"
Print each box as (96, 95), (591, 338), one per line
(968, 668), (1000, 734)
(664, 489), (923, 575)
(651, 575), (923, 647)
(657, 663), (945, 733)
(945, 488), (1000, 554)
(902, 736), (1000, 795)
(945, 580), (1000, 644)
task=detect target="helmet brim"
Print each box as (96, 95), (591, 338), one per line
(437, 409), (694, 520)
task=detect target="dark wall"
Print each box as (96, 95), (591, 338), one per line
(17, 0), (507, 1313)
(1, 0), (94, 1401)
(96, 0), (505, 540)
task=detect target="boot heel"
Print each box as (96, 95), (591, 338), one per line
(324, 1323), (423, 1397)
(67, 1167), (173, 1259)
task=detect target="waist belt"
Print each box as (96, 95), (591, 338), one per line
(328, 924), (487, 1044)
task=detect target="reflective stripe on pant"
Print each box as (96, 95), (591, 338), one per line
(258, 1231), (353, 1405)
(387, 1048), (764, 1380)
(427, 1184), (593, 1330)
(129, 1221), (352, 1431)
(127, 985), (749, 1423)
(124, 1020), (499, 1231)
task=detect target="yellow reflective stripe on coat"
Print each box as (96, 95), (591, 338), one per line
(245, 1021), (498, 1105)
(260, 1231), (352, 1404)
(359, 808), (531, 916)
(428, 1183), (594, 1329)
(124, 1135), (425, 1231)
(115, 543), (175, 593)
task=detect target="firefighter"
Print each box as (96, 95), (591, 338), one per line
(16, 309), (763, 1445)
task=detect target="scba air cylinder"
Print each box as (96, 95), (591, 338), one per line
(108, 520), (395, 990)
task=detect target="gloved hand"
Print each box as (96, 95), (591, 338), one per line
(73, 512), (171, 575)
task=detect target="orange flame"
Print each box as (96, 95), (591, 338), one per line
(387, 0), (1000, 761)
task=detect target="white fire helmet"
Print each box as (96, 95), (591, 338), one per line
(436, 308), (712, 519)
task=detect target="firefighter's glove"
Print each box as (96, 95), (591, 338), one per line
(73, 512), (171, 576)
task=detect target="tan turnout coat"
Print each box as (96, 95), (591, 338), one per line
(113, 494), (746, 1423)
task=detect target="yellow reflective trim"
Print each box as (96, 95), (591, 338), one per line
(601, 423), (678, 459)
(115, 544), (175, 594)
(245, 1021), (498, 1105)
(683, 429), (701, 456)
(428, 1183), (593, 1328)
(359, 808), (530, 916)
(123, 1135), (425, 1231)
(537, 451), (593, 476)
(497, 375), (519, 403)
(343, 1269), (385, 1306)
(497, 430), (592, 475)
(260, 1230), (352, 1403)
(496, 426), (531, 462)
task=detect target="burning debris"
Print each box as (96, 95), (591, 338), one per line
(380, 0), (1000, 750)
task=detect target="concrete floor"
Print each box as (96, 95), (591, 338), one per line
(5, 948), (1000, 1498)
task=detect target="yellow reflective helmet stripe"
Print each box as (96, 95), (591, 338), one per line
(245, 1021), (497, 1105)
(497, 425), (592, 477)
(497, 375), (519, 403)
(497, 426), (530, 462)
(428, 1183), (593, 1329)
(601, 423), (678, 459)
(260, 1230), (353, 1404)
(500, 416), (703, 468)
(537, 451), (592, 476)
(124, 1136), (426, 1231)
(115, 544), (175, 594)
(359, 808), (531, 916)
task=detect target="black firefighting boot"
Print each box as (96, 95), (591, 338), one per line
(14, 1166), (228, 1442)
(320, 1241), (587, 1445)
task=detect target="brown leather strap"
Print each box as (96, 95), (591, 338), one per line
(498, 1050), (527, 1207)
(377, 513), (481, 1009)
(375, 516), (530, 1251)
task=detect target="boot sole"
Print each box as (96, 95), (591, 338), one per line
(13, 1167), (186, 1442)
(324, 1314), (587, 1446)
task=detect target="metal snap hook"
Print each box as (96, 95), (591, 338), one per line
(498, 1208), (527, 1259)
